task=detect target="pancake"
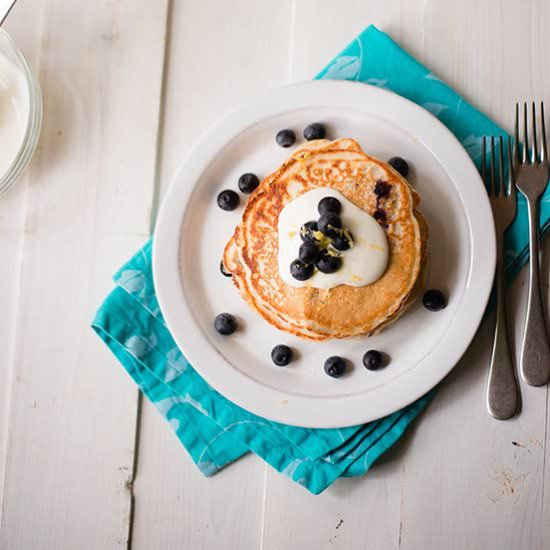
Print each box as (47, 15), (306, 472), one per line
(224, 138), (427, 341)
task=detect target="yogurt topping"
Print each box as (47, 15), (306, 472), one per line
(0, 51), (29, 179)
(278, 187), (389, 289)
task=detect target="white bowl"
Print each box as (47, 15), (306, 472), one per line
(0, 28), (42, 195)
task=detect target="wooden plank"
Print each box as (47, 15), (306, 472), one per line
(0, 0), (45, 508)
(0, 0), (169, 548)
(131, 1), (294, 549)
(0, 170), (26, 507)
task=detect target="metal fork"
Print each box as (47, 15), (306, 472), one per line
(482, 136), (520, 420)
(513, 102), (550, 386)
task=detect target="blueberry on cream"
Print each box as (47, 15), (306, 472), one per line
(300, 220), (320, 243)
(315, 250), (342, 274)
(318, 196), (342, 215)
(298, 241), (320, 264)
(290, 259), (314, 281)
(318, 212), (342, 238)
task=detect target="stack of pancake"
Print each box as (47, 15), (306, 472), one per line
(223, 138), (428, 341)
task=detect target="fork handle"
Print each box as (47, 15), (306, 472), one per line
(520, 198), (550, 386)
(487, 238), (520, 419)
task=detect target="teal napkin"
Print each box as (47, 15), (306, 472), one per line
(92, 25), (550, 494)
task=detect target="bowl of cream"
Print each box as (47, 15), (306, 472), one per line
(0, 27), (41, 195)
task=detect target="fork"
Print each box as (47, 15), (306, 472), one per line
(513, 102), (550, 386)
(482, 136), (520, 419)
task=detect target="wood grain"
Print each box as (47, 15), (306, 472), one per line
(0, 0), (168, 547)
(0, 0), (44, 508)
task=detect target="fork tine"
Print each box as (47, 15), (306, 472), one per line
(481, 136), (487, 186)
(490, 136), (496, 195)
(507, 135), (514, 195)
(541, 101), (548, 163)
(514, 103), (521, 164)
(531, 102), (538, 163)
(498, 136), (505, 196)
(523, 102), (529, 163)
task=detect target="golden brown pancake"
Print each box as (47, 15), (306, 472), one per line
(224, 138), (427, 341)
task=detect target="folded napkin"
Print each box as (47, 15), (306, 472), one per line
(92, 25), (550, 494)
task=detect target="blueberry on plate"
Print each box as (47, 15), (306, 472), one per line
(276, 129), (296, 148)
(271, 344), (293, 366)
(214, 313), (237, 335)
(318, 212), (342, 238)
(300, 221), (319, 243)
(388, 157), (409, 178)
(217, 189), (239, 211)
(290, 259), (314, 281)
(362, 350), (384, 370)
(318, 196), (342, 215)
(238, 173), (260, 194)
(324, 356), (346, 378)
(219, 260), (232, 277)
(423, 289), (447, 311)
(303, 122), (327, 141)
(299, 241), (320, 264)
(316, 251), (342, 274)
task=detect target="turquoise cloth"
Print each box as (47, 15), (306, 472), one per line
(92, 25), (550, 494)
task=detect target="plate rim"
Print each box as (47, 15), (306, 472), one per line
(153, 80), (496, 428)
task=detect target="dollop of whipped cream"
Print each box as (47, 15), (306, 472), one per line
(278, 187), (388, 289)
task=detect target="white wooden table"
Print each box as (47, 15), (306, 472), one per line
(1, 1), (549, 548)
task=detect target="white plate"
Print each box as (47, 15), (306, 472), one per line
(153, 80), (495, 428)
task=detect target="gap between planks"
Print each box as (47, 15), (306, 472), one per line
(125, 0), (174, 548)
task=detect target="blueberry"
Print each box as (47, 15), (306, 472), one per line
(331, 231), (353, 251)
(316, 251), (342, 274)
(214, 313), (237, 335)
(374, 180), (392, 198)
(271, 344), (293, 366)
(423, 289), (447, 311)
(217, 190), (239, 211)
(299, 241), (320, 264)
(318, 213), (342, 238)
(300, 221), (319, 243)
(238, 173), (260, 194)
(303, 122), (327, 141)
(318, 196), (342, 215)
(374, 209), (387, 223)
(290, 259), (314, 281)
(324, 356), (346, 378)
(220, 260), (232, 277)
(362, 350), (384, 370)
(388, 157), (409, 178)
(276, 129), (296, 148)
(331, 237), (350, 251)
